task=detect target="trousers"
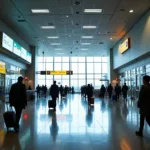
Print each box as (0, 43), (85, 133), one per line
(14, 106), (23, 128)
(139, 114), (145, 133)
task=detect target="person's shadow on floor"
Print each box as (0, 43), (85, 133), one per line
(2, 132), (22, 150)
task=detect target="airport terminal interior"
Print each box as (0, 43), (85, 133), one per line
(0, 0), (150, 149)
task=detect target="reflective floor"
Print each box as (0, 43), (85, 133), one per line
(0, 94), (150, 150)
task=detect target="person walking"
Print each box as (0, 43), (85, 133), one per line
(50, 81), (59, 111)
(115, 84), (121, 101)
(122, 83), (129, 100)
(87, 84), (93, 104)
(136, 75), (150, 137)
(107, 84), (113, 99)
(9, 76), (27, 132)
(36, 85), (41, 98)
(100, 85), (106, 98)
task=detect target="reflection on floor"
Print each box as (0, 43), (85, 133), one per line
(0, 94), (150, 150)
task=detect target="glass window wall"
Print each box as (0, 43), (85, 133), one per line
(37, 57), (108, 91)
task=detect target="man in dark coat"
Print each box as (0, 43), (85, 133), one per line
(87, 84), (93, 104)
(122, 83), (129, 100)
(107, 84), (113, 99)
(136, 75), (150, 137)
(50, 81), (59, 111)
(9, 76), (27, 132)
(115, 84), (121, 100)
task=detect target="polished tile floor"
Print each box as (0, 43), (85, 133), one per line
(0, 94), (150, 150)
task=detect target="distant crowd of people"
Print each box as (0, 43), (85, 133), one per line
(36, 84), (74, 99)
(80, 83), (129, 101)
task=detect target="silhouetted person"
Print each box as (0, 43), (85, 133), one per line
(72, 86), (74, 94)
(64, 85), (68, 96)
(28, 86), (32, 90)
(87, 84), (93, 104)
(107, 84), (113, 99)
(50, 81), (59, 111)
(44, 85), (47, 98)
(36, 84), (41, 98)
(115, 84), (121, 100)
(122, 83), (129, 100)
(9, 76), (27, 132)
(100, 85), (106, 98)
(59, 85), (64, 98)
(136, 75), (150, 137)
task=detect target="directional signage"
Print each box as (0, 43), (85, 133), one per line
(119, 38), (130, 54)
(38, 71), (73, 75)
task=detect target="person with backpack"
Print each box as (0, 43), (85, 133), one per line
(50, 81), (59, 111)
(136, 75), (150, 137)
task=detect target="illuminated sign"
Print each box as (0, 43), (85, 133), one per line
(21, 47), (27, 60)
(13, 41), (21, 56)
(2, 33), (13, 52)
(119, 38), (130, 54)
(0, 61), (6, 74)
(1, 33), (32, 64)
(39, 71), (73, 75)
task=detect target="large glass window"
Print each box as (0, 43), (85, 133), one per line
(37, 56), (108, 91)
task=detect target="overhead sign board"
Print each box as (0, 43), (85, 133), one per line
(13, 41), (21, 56)
(0, 61), (6, 74)
(39, 71), (73, 75)
(2, 33), (13, 52)
(26, 52), (32, 63)
(21, 47), (27, 60)
(119, 38), (130, 54)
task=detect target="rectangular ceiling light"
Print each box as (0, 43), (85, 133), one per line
(57, 53), (64, 55)
(41, 26), (55, 29)
(55, 48), (63, 50)
(31, 9), (50, 13)
(81, 43), (91, 45)
(81, 48), (88, 50)
(83, 26), (96, 29)
(48, 36), (59, 39)
(51, 43), (61, 45)
(84, 9), (102, 13)
(82, 36), (93, 39)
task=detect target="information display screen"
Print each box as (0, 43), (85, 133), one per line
(2, 33), (13, 52)
(13, 41), (21, 56)
(21, 47), (27, 60)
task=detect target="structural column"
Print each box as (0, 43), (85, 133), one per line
(26, 45), (36, 89)
(109, 48), (119, 83)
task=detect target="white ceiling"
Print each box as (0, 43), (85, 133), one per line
(0, 0), (149, 56)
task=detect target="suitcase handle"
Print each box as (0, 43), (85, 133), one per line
(5, 102), (13, 111)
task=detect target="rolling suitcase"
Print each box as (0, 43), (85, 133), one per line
(89, 97), (94, 105)
(3, 103), (16, 130)
(48, 100), (54, 108)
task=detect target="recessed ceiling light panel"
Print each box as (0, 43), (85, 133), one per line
(81, 43), (91, 45)
(41, 26), (55, 29)
(83, 26), (96, 29)
(82, 36), (93, 39)
(31, 9), (50, 13)
(84, 9), (102, 13)
(47, 36), (59, 39)
(81, 48), (88, 50)
(55, 49), (63, 50)
(51, 43), (61, 45)
(129, 9), (134, 13)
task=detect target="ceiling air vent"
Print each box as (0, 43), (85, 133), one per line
(120, 9), (125, 12)
(17, 19), (26, 22)
(99, 42), (104, 44)
(74, 1), (81, 6)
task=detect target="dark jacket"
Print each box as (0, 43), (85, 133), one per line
(87, 86), (93, 97)
(9, 82), (27, 109)
(138, 84), (150, 116)
(50, 84), (59, 97)
(122, 85), (128, 94)
(107, 85), (113, 93)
